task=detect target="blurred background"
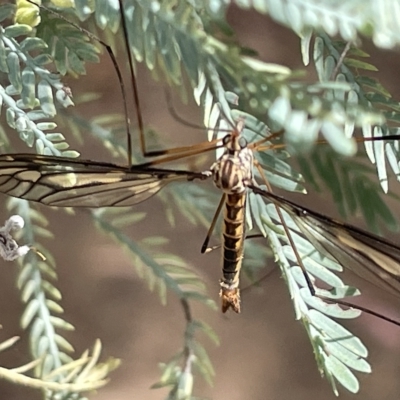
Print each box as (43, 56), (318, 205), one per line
(1, 4), (400, 400)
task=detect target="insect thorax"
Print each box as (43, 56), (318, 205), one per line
(211, 147), (254, 194)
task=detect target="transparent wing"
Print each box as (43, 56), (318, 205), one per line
(249, 185), (400, 297)
(0, 154), (208, 207)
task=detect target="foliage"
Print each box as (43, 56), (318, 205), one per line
(1, 0), (400, 399)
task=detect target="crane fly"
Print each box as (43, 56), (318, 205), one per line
(2, 125), (400, 318)
(4, 0), (400, 321)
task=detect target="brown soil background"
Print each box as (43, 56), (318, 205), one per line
(1, 5), (400, 400)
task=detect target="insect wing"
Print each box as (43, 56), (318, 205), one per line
(0, 154), (208, 207)
(249, 185), (400, 297)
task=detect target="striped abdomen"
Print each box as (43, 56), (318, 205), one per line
(210, 132), (253, 313)
(220, 192), (246, 313)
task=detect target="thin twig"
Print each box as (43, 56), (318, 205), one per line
(330, 41), (352, 81)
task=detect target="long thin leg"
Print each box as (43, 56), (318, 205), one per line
(137, 137), (223, 167)
(28, 1), (134, 166)
(256, 134), (400, 153)
(33, 1), (230, 167)
(254, 160), (400, 326)
(118, 0), (225, 160)
(201, 194), (226, 254)
(203, 234), (264, 253)
(255, 160), (316, 294)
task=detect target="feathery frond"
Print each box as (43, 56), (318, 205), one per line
(1, 1), (400, 398)
(230, 0), (400, 49)
(6, 197), (118, 399)
(0, 4), (76, 156)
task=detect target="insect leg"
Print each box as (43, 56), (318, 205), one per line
(201, 194), (226, 253)
(28, 0), (133, 165)
(254, 160), (316, 295)
(249, 181), (400, 327)
(118, 0), (230, 160)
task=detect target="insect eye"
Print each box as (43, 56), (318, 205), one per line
(222, 135), (231, 145)
(239, 137), (247, 149)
